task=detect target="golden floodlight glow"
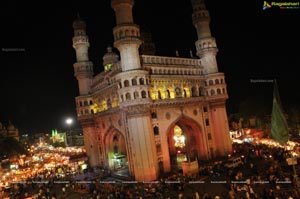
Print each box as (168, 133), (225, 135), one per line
(173, 125), (185, 148)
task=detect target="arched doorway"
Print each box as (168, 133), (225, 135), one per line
(104, 128), (128, 171)
(167, 116), (207, 171)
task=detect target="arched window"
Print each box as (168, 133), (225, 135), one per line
(141, 91), (147, 98)
(89, 100), (93, 105)
(156, 144), (161, 153)
(134, 91), (139, 99)
(222, 88), (226, 94)
(107, 98), (112, 108)
(126, 93), (131, 100)
(191, 87), (197, 97)
(221, 79), (224, 84)
(205, 119), (209, 126)
(84, 101), (88, 106)
(217, 89), (221, 94)
(154, 126), (159, 135)
(119, 30), (124, 38)
(119, 82), (122, 88)
(166, 90), (170, 98)
(151, 112), (157, 119)
(79, 101), (83, 106)
(124, 80), (130, 87)
(204, 81), (207, 86)
(210, 89), (215, 96)
(215, 79), (220, 84)
(199, 87), (205, 96)
(132, 78), (137, 86)
(183, 89), (187, 97)
(139, 78), (145, 85)
(175, 87), (181, 96)
(91, 109), (94, 114)
(158, 90), (162, 99)
(209, 80), (214, 85)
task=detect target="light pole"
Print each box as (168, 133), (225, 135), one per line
(66, 118), (73, 146)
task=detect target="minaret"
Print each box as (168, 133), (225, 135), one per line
(191, 0), (232, 157)
(72, 14), (94, 95)
(111, 0), (142, 71)
(111, 0), (158, 181)
(72, 15), (100, 168)
(191, 0), (218, 74)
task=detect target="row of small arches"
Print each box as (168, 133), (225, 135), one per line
(119, 77), (148, 88)
(207, 88), (226, 96)
(205, 78), (224, 86)
(142, 56), (200, 66)
(193, 10), (209, 19)
(114, 28), (140, 41)
(193, 5), (206, 12)
(78, 100), (93, 107)
(151, 68), (203, 75)
(120, 90), (149, 101)
(199, 42), (214, 49)
(79, 109), (94, 116)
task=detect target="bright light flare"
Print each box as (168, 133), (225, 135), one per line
(66, 118), (73, 125)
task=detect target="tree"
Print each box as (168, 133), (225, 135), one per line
(0, 137), (27, 158)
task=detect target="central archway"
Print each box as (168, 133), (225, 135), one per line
(167, 116), (208, 170)
(104, 128), (128, 171)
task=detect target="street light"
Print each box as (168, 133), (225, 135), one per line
(66, 118), (73, 146)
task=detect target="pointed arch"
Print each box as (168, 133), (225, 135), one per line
(166, 115), (208, 162)
(104, 127), (128, 170)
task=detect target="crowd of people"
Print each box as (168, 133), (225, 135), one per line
(0, 141), (299, 199)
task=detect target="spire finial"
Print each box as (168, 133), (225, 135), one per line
(175, 49), (179, 57)
(107, 46), (112, 53)
(190, 49), (193, 58)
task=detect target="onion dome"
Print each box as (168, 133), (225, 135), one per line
(72, 13), (86, 30)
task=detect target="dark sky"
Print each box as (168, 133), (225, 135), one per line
(1, 0), (299, 133)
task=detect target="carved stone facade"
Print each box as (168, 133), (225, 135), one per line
(72, 0), (232, 181)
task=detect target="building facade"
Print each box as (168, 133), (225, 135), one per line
(72, 0), (232, 181)
(0, 121), (20, 141)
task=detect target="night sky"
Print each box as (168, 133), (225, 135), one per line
(1, 0), (299, 133)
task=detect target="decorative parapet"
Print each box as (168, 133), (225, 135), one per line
(152, 97), (204, 107)
(141, 55), (202, 67)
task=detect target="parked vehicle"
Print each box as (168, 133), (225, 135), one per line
(224, 157), (243, 168)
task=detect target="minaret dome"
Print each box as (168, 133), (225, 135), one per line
(72, 14), (86, 30)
